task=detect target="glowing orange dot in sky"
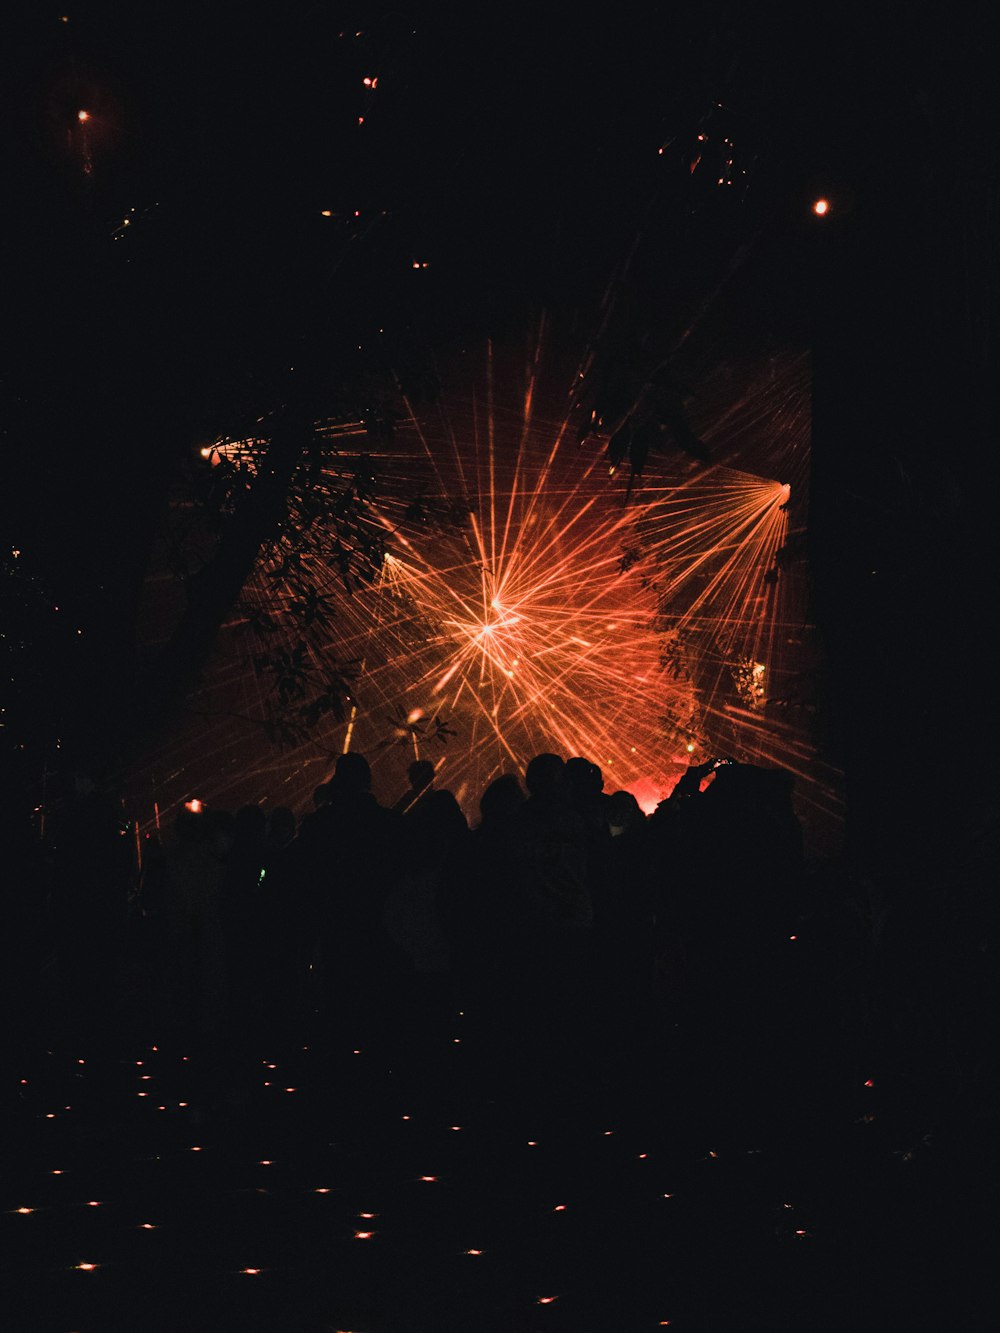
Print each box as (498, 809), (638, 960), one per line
(812, 198), (829, 216)
(77, 110), (90, 123)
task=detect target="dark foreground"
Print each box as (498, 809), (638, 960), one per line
(4, 979), (997, 1333)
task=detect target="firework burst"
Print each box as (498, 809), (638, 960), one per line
(135, 334), (843, 849)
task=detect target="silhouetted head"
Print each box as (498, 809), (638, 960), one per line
(333, 751), (372, 794)
(524, 752), (565, 799)
(479, 773), (525, 826)
(565, 756), (604, 800)
(233, 804), (266, 843)
(413, 788), (467, 836)
(267, 806), (296, 845)
(606, 789), (643, 835)
(205, 808), (235, 855)
(407, 759), (436, 792)
(404, 788), (468, 869)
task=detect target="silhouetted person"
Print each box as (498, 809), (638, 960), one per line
(392, 758), (436, 815)
(298, 751), (403, 1045)
(565, 754), (614, 924)
(565, 756), (610, 828)
(254, 806), (306, 1039)
(503, 754), (594, 1095)
(158, 804), (230, 1046)
(478, 772), (527, 826)
(265, 805), (296, 854)
(655, 760), (805, 1133)
(383, 787), (469, 1073)
(448, 773), (527, 1054)
(589, 790), (658, 1068)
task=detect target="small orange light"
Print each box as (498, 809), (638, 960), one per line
(77, 110), (90, 123)
(812, 197), (829, 216)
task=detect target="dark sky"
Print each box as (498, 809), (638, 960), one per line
(2, 4), (825, 363)
(1, 5), (835, 549)
(4, 4), (989, 445)
(4, 4), (992, 577)
(4, 3), (999, 855)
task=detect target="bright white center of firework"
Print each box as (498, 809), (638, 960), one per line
(479, 605), (521, 636)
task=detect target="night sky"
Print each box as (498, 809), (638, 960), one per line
(3, 5), (820, 504)
(3, 4), (998, 852)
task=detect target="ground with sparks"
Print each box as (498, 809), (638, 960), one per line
(5, 975), (993, 1333)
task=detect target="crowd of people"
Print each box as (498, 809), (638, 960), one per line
(10, 748), (995, 1330)
(5, 738), (997, 1150)
(4, 750), (813, 1113)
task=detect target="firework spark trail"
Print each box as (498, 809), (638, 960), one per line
(134, 337), (841, 851)
(298, 399), (793, 805)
